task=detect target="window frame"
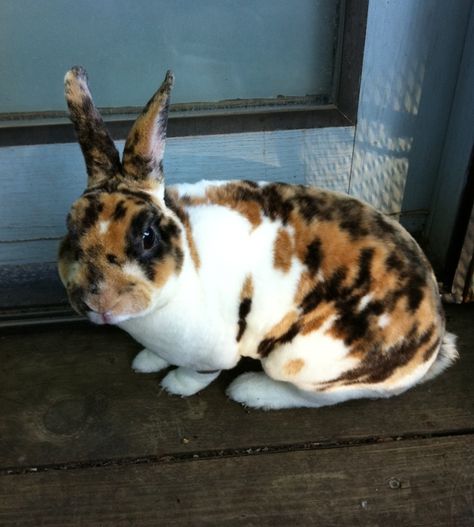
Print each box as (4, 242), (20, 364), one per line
(0, 0), (368, 147)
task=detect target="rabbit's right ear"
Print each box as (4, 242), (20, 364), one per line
(64, 66), (121, 187)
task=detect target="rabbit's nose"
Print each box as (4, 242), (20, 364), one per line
(85, 291), (119, 315)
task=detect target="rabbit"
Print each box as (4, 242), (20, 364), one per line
(58, 66), (458, 410)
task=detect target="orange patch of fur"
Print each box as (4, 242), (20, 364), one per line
(206, 186), (262, 228)
(264, 310), (299, 341)
(294, 270), (317, 306)
(301, 302), (337, 335)
(241, 275), (254, 299)
(284, 359), (305, 376)
(273, 228), (293, 272)
(184, 220), (200, 269)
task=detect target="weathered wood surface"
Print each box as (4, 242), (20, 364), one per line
(0, 436), (473, 527)
(0, 305), (472, 471)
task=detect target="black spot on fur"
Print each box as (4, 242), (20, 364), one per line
(295, 194), (334, 222)
(257, 322), (300, 358)
(279, 322), (300, 345)
(386, 252), (403, 270)
(106, 253), (119, 265)
(113, 200), (127, 220)
(257, 338), (277, 358)
(336, 200), (369, 238)
(305, 239), (323, 275)
(119, 188), (154, 203)
(261, 184), (294, 224)
(300, 267), (349, 315)
(404, 274), (425, 312)
(81, 196), (104, 232)
(353, 247), (375, 290)
(236, 298), (252, 342)
(335, 324), (436, 384)
(86, 264), (104, 292)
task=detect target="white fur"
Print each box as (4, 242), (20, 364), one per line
(226, 372), (397, 410)
(132, 349), (169, 373)
(173, 180), (229, 198)
(161, 368), (220, 396)
(421, 332), (459, 383)
(378, 313), (391, 328)
(358, 293), (373, 311)
(99, 220), (110, 234)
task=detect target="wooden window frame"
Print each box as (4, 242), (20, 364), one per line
(0, 0), (368, 147)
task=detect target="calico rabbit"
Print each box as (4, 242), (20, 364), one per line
(58, 67), (458, 409)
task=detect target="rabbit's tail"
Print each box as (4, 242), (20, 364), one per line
(421, 331), (459, 383)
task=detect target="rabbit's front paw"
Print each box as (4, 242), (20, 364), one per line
(161, 367), (220, 397)
(132, 349), (169, 373)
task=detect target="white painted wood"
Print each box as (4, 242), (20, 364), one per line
(349, 0), (472, 221)
(0, 126), (354, 265)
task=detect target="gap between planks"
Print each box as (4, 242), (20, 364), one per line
(3, 428), (474, 477)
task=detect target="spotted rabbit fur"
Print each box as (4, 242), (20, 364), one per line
(58, 68), (458, 409)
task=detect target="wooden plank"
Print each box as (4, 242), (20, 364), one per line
(0, 126), (354, 265)
(0, 304), (472, 470)
(0, 263), (67, 310)
(0, 239), (60, 265)
(0, 436), (473, 526)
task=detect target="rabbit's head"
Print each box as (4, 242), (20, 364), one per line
(58, 67), (183, 324)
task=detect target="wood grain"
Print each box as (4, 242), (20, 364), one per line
(0, 304), (472, 471)
(0, 436), (473, 526)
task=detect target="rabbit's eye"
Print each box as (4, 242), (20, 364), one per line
(142, 228), (156, 251)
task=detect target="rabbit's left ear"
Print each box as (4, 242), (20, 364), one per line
(122, 71), (174, 195)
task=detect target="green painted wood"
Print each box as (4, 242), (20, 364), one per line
(0, 436), (473, 526)
(0, 304), (472, 470)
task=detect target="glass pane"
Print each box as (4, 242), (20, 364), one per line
(0, 0), (342, 113)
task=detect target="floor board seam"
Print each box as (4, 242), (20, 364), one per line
(2, 428), (473, 476)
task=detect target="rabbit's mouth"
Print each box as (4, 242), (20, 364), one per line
(87, 310), (129, 325)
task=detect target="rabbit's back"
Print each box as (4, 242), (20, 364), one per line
(166, 179), (447, 396)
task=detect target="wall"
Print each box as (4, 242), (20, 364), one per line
(425, 3), (474, 269)
(349, 0), (472, 236)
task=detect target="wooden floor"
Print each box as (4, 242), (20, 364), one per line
(1, 304), (473, 526)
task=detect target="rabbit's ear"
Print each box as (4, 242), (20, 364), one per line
(64, 66), (121, 187)
(122, 71), (174, 194)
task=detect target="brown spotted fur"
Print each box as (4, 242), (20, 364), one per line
(168, 180), (446, 389)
